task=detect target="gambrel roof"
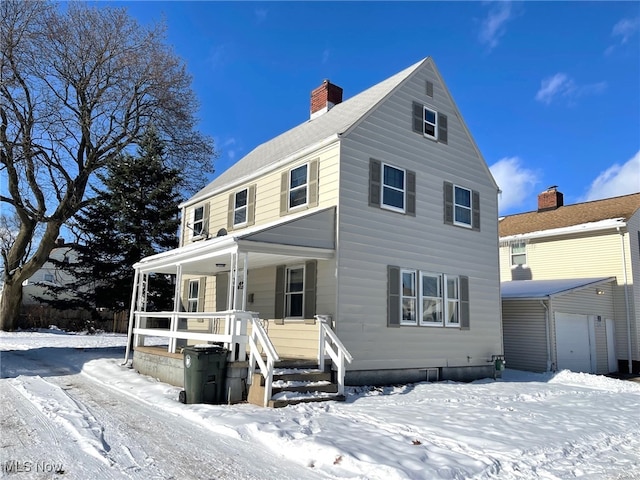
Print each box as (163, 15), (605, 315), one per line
(499, 192), (640, 238)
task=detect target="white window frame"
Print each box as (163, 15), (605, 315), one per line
(420, 272), (443, 326)
(285, 265), (305, 318)
(192, 206), (205, 238)
(510, 242), (527, 266)
(453, 185), (473, 228)
(288, 164), (308, 210)
(43, 272), (55, 284)
(187, 279), (199, 313)
(444, 274), (460, 327)
(233, 188), (248, 227)
(400, 269), (417, 325)
(381, 163), (406, 213)
(423, 106), (438, 140)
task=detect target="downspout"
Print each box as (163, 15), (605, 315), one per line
(617, 226), (633, 374)
(540, 299), (553, 371)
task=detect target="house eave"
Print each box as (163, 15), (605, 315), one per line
(499, 218), (627, 245)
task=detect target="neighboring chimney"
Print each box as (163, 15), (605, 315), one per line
(537, 186), (564, 212)
(310, 79), (343, 119)
(55, 237), (65, 246)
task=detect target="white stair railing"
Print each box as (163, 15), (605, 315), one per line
(247, 316), (280, 407)
(316, 315), (353, 396)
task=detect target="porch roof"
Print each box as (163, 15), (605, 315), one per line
(501, 277), (615, 300)
(133, 207), (336, 275)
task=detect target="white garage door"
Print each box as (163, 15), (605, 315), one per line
(555, 313), (595, 373)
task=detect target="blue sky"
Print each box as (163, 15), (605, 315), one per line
(112, 1), (639, 215)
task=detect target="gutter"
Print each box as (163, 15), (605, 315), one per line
(500, 218), (627, 245)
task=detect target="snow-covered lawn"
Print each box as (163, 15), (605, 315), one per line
(1, 329), (639, 479)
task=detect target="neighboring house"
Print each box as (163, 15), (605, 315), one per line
(22, 237), (79, 305)
(127, 57), (503, 403)
(499, 188), (640, 374)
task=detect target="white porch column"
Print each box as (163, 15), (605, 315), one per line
(123, 268), (140, 363)
(169, 264), (183, 353)
(241, 251), (249, 311)
(134, 273), (148, 347)
(227, 251), (237, 312)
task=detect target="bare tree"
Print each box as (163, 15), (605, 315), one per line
(0, 1), (214, 330)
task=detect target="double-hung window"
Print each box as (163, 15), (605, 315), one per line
(192, 206), (205, 237)
(422, 106), (438, 140)
(510, 242), (527, 266)
(421, 273), (442, 325)
(445, 275), (460, 326)
(401, 269), (417, 325)
(412, 102), (447, 144)
(43, 273), (55, 283)
(382, 164), (406, 212)
(454, 186), (472, 227)
(285, 265), (304, 317)
(289, 164), (308, 209)
(187, 279), (199, 313)
(233, 189), (248, 226)
(444, 182), (479, 230)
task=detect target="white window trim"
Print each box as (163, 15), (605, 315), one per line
(419, 272), (443, 327)
(233, 188), (248, 227)
(444, 274), (460, 327)
(192, 206), (205, 239)
(285, 264), (305, 318)
(400, 268), (418, 325)
(423, 105), (438, 140)
(453, 185), (473, 228)
(510, 242), (527, 266)
(381, 163), (406, 214)
(187, 279), (199, 313)
(288, 164), (309, 211)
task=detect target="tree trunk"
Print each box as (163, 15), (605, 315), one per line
(0, 280), (24, 331)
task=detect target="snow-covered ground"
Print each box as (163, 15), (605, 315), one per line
(1, 329), (639, 480)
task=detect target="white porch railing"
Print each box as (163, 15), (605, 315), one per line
(247, 317), (280, 407)
(124, 310), (252, 362)
(316, 315), (353, 396)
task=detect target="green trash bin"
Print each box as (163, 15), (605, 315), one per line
(180, 345), (228, 404)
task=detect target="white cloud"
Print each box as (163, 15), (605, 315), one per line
(535, 73), (606, 105)
(490, 157), (540, 214)
(605, 17), (639, 55)
(478, 1), (514, 50)
(582, 151), (640, 201)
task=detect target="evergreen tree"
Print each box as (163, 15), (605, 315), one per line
(43, 128), (182, 312)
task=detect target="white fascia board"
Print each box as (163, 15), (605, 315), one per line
(500, 218), (627, 244)
(179, 134), (340, 209)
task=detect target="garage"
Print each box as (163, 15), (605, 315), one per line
(555, 313), (595, 373)
(501, 277), (617, 374)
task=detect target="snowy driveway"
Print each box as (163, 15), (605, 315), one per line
(1, 330), (640, 480)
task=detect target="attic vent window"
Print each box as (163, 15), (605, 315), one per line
(412, 102), (448, 144)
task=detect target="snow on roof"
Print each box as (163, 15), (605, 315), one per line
(501, 277), (615, 299)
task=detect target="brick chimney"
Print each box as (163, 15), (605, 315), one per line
(310, 79), (343, 119)
(537, 186), (564, 212)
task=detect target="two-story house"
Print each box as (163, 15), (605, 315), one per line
(126, 57), (503, 404)
(499, 188), (640, 375)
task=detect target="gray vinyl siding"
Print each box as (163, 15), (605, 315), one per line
(502, 300), (548, 372)
(627, 210), (640, 364)
(335, 62), (502, 371)
(243, 208), (335, 249)
(551, 282), (615, 374)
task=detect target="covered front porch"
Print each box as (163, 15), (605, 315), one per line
(122, 208), (353, 406)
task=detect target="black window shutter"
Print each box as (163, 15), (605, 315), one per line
(304, 260), (317, 319)
(274, 265), (285, 318)
(388, 266), (400, 327)
(472, 190), (480, 231)
(247, 185), (256, 226)
(369, 159), (381, 207)
(227, 193), (235, 230)
(406, 170), (416, 216)
(279, 172), (288, 216)
(308, 159), (319, 207)
(443, 181), (454, 225)
(426, 81), (434, 97)
(412, 102), (423, 134)
(438, 113), (448, 144)
(460, 276), (470, 330)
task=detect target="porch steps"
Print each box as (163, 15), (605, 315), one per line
(248, 360), (346, 408)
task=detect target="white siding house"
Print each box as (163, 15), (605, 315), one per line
(126, 57), (503, 404)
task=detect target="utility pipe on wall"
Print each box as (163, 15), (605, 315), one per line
(617, 226), (633, 374)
